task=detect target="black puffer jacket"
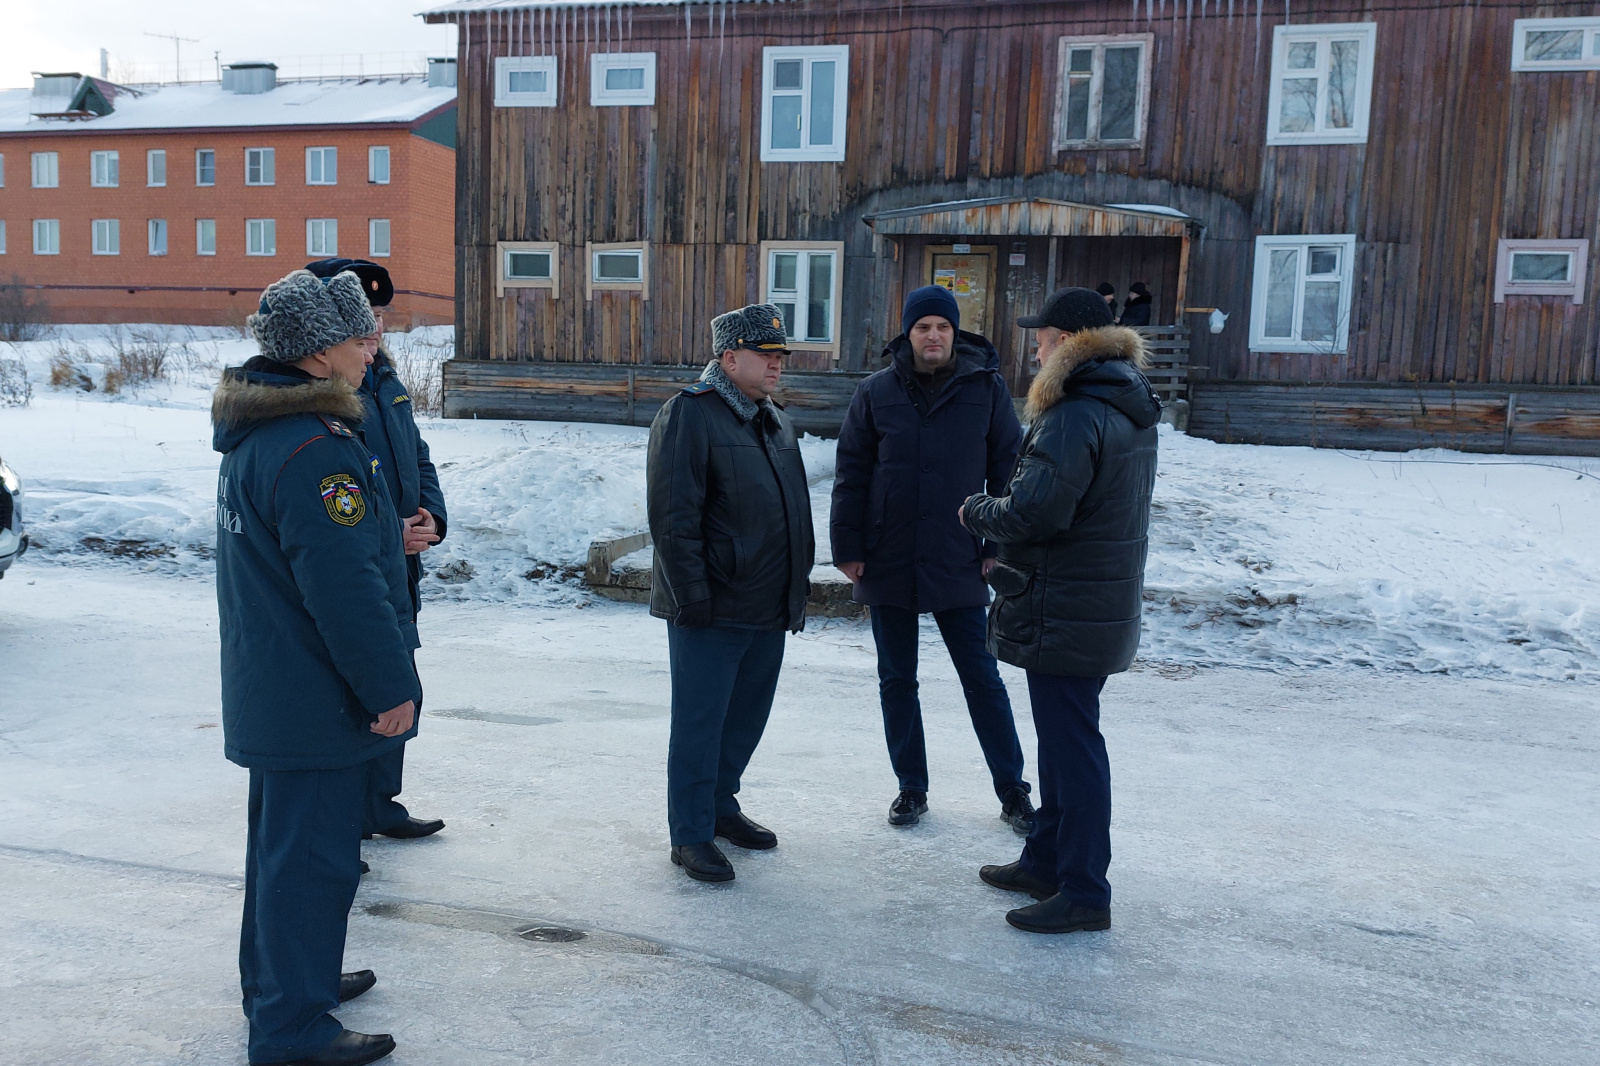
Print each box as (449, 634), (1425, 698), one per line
(647, 368), (816, 633)
(961, 327), (1161, 677)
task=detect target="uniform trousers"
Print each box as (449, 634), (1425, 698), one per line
(869, 604), (1027, 798)
(240, 761), (369, 1064)
(363, 743), (410, 835)
(1018, 672), (1112, 909)
(665, 624), (786, 846)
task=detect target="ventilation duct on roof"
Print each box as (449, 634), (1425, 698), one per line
(428, 57), (457, 88)
(222, 62), (277, 94)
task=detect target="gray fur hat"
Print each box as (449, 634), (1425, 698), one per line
(247, 269), (378, 364)
(711, 303), (791, 357)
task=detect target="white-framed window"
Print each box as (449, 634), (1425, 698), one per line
(245, 148), (275, 186)
(246, 218), (276, 256)
(591, 52), (657, 106)
(1512, 18), (1600, 71)
(31, 152), (59, 188)
(496, 240), (560, 298)
(91, 150), (119, 188)
(0, 221), (6, 254)
(305, 146), (337, 186)
(148, 219), (167, 256)
(1053, 34), (1153, 150)
(369, 219), (391, 258)
(760, 46), (850, 162)
(195, 149), (215, 186)
(1494, 239), (1588, 304)
(759, 241), (843, 351)
(33, 219), (60, 255)
(495, 55), (558, 107)
(1265, 23), (1377, 145)
(585, 241), (648, 299)
(1249, 234), (1356, 353)
(368, 146), (390, 185)
(92, 218), (120, 255)
(306, 218), (338, 257)
(0, 154), (6, 187)
(147, 149), (167, 187)
(196, 219), (216, 256)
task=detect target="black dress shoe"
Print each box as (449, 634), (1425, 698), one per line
(359, 860), (370, 876)
(1005, 893), (1112, 934)
(979, 861), (1055, 901)
(999, 787), (1036, 835)
(670, 841), (735, 883)
(338, 970), (376, 1003)
(279, 1029), (396, 1066)
(375, 816), (444, 840)
(715, 812), (777, 850)
(888, 790), (928, 827)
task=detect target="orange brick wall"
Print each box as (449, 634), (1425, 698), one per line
(0, 124), (454, 328)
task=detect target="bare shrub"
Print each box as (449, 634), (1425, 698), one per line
(48, 346), (77, 387)
(385, 331), (450, 417)
(113, 328), (172, 387)
(0, 356), (31, 407)
(0, 277), (50, 343)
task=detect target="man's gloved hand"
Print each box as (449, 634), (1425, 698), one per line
(673, 599), (714, 629)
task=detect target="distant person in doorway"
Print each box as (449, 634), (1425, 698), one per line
(1118, 281), (1153, 327)
(831, 284), (1034, 834)
(1095, 282), (1118, 319)
(960, 287), (1161, 935)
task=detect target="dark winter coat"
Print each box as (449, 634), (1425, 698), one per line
(358, 347), (448, 614)
(830, 331), (1022, 614)
(647, 367), (816, 633)
(961, 327), (1162, 678)
(212, 360), (420, 771)
(1118, 293), (1153, 327)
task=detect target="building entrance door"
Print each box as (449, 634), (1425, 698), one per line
(923, 244), (997, 336)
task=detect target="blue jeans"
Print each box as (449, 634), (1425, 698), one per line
(869, 604), (1027, 798)
(666, 624), (787, 845)
(1019, 672), (1111, 909)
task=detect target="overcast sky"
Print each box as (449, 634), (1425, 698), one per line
(2, 1), (459, 89)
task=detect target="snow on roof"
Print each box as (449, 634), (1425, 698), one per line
(0, 79), (455, 135)
(423, 0), (776, 13)
(1106, 203), (1191, 219)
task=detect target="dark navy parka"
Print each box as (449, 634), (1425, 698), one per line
(830, 331), (1022, 614)
(212, 360), (420, 771)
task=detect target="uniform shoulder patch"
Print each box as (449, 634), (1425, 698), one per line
(319, 474), (366, 526)
(681, 382), (716, 396)
(319, 416), (355, 439)
(391, 393), (411, 405)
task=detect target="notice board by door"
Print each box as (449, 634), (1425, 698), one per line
(922, 244), (997, 337)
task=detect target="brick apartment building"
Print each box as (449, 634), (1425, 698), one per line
(0, 62), (457, 328)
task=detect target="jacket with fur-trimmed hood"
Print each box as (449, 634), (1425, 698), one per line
(961, 326), (1161, 677)
(211, 357), (419, 771)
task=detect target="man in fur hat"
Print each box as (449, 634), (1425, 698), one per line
(213, 268), (414, 1065)
(958, 287), (1162, 935)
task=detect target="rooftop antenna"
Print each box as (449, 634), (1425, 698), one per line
(144, 31), (200, 82)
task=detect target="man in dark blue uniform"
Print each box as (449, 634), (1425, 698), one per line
(305, 258), (447, 846)
(646, 304), (816, 883)
(214, 268), (418, 1065)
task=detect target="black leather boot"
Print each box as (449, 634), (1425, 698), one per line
(1005, 893), (1111, 934)
(979, 861), (1055, 901)
(715, 812), (777, 850)
(338, 970), (376, 1003)
(671, 841), (735, 882)
(999, 787), (1036, 835)
(278, 1029), (396, 1066)
(374, 817), (444, 839)
(888, 790), (928, 827)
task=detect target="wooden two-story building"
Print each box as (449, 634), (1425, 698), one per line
(429, 0), (1600, 452)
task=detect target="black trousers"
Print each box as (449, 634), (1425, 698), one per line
(1018, 672), (1112, 909)
(363, 743), (410, 834)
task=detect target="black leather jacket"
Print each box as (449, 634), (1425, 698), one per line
(647, 379), (816, 633)
(962, 327), (1162, 677)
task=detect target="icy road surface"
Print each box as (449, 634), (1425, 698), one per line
(2, 563), (1598, 1066)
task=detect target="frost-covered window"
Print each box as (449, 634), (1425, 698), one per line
(33, 219), (59, 255)
(92, 218), (120, 255)
(195, 149), (216, 186)
(368, 146), (390, 185)
(1511, 17), (1600, 71)
(369, 219), (391, 258)
(495, 56), (558, 107)
(760, 241), (843, 351)
(305, 146), (336, 186)
(761, 46), (849, 162)
(31, 152), (59, 188)
(1266, 23), (1377, 145)
(591, 52), (656, 106)
(196, 219), (216, 256)
(148, 219), (167, 256)
(246, 219), (276, 256)
(245, 148), (275, 186)
(497, 240), (560, 298)
(91, 150), (119, 188)
(147, 150), (167, 187)
(586, 241), (648, 299)
(1249, 234), (1356, 353)
(306, 218), (338, 257)
(1053, 35), (1152, 150)
(1494, 239), (1588, 303)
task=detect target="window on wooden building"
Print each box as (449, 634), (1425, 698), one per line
(1512, 18), (1600, 71)
(496, 56), (558, 107)
(759, 241), (844, 352)
(761, 46), (850, 162)
(33, 219), (60, 255)
(369, 219), (391, 258)
(497, 240), (560, 298)
(91, 150), (119, 188)
(1266, 23), (1377, 145)
(1053, 35), (1152, 150)
(586, 241), (648, 299)
(148, 219), (167, 256)
(147, 150), (166, 187)
(92, 219), (120, 255)
(196, 219), (216, 256)
(245, 148), (275, 186)
(1249, 234), (1356, 353)
(307, 218), (338, 257)
(246, 219), (276, 256)
(591, 52), (657, 106)
(1495, 239), (1588, 303)
(305, 147), (337, 186)
(31, 152), (59, 188)
(368, 146), (390, 184)
(195, 149), (215, 186)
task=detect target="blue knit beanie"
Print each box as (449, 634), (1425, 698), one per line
(901, 284), (961, 336)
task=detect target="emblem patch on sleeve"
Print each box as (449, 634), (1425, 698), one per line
(319, 475), (366, 526)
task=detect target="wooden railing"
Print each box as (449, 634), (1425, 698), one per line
(1137, 325), (1191, 406)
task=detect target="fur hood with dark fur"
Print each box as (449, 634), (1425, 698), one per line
(211, 361), (366, 453)
(1024, 325), (1157, 426)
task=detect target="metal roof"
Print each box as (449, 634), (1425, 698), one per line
(862, 197), (1197, 239)
(423, 0), (778, 14)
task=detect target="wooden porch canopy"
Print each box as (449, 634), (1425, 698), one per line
(861, 197), (1197, 239)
